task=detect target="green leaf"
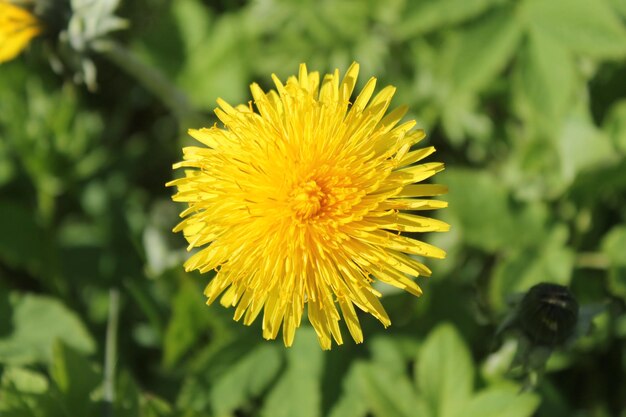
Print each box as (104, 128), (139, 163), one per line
(133, 0), (249, 107)
(163, 275), (211, 367)
(602, 225), (626, 266)
(339, 337), (429, 417)
(440, 92), (492, 144)
(514, 27), (575, 130)
(172, 0), (214, 55)
(0, 366), (64, 417)
(1, 366), (49, 394)
(174, 0), (249, 106)
(453, 385), (540, 417)
(416, 323), (474, 417)
(503, 100), (616, 199)
(490, 225), (574, 312)
(211, 344), (283, 416)
(115, 370), (141, 417)
(327, 368), (369, 417)
(503, 131), (563, 200)
(0, 294), (95, 365)
(435, 6), (522, 142)
(557, 114), (616, 184)
(442, 169), (512, 252)
(140, 394), (174, 417)
(49, 341), (101, 417)
(451, 6), (523, 93)
(368, 336), (408, 377)
(611, 0), (626, 17)
(567, 158), (626, 206)
(441, 169), (548, 252)
(115, 370), (175, 417)
(260, 327), (323, 417)
(394, 0), (506, 39)
(328, 396), (368, 417)
(175, 334), (264, 412)
(480, 340), (519, 383)
(337, 361), (427, 417)
(523, 0), (626, 59)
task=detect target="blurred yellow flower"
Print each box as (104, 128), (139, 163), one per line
(169, 63), (448, 349)
(0, 1), (40, 63)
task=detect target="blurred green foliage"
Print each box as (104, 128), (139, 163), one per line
(2, 0), (626, 416)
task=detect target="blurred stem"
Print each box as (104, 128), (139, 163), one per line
(103, 288), (120, 417)
(92, 40), (205, 128)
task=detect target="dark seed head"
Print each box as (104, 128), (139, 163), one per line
(518, 283), (579, 346)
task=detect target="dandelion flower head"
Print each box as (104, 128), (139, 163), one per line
(0, 1), (41, 63)
(169, 63), (449, 349)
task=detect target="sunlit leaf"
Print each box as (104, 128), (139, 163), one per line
(451, 6), (522, 93)
(50, 341), (101, 417)
(452, 385), (540, 417)
(211, 344), (283, 416)
(260, 327), (323, 417)
(557, 114), (616, 184)
(524, 0), (626, 59)
(394, 0), (506, 39)
(490, 226), (574, 312)
(416, 323), (474, 417)
(0, 294), (95, 365)
(163, 275), (210, 367)
(441, 169), (549, 252)
(514, 27), (575, 130)
(347, 361), (428, 417)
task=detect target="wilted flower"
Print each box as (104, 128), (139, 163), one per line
(169, 63), (448, 349)
(0, 1), (41, 63)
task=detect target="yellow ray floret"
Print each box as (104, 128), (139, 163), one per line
(168, 63), (449, 349)
(0, 1), (41, 63)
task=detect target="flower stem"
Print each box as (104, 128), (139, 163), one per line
(103, 288), (120, 417)
(92, 40), (205, 127)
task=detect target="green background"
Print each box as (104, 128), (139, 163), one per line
(1, 0), (626, 415)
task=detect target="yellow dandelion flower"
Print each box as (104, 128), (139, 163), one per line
(168, 63), (449, 349)
(0, 1), (41, 63)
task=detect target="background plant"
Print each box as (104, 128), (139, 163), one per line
(1, 0), (626, 416)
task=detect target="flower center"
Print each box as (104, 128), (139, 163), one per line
(289, 180), (325, 220)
